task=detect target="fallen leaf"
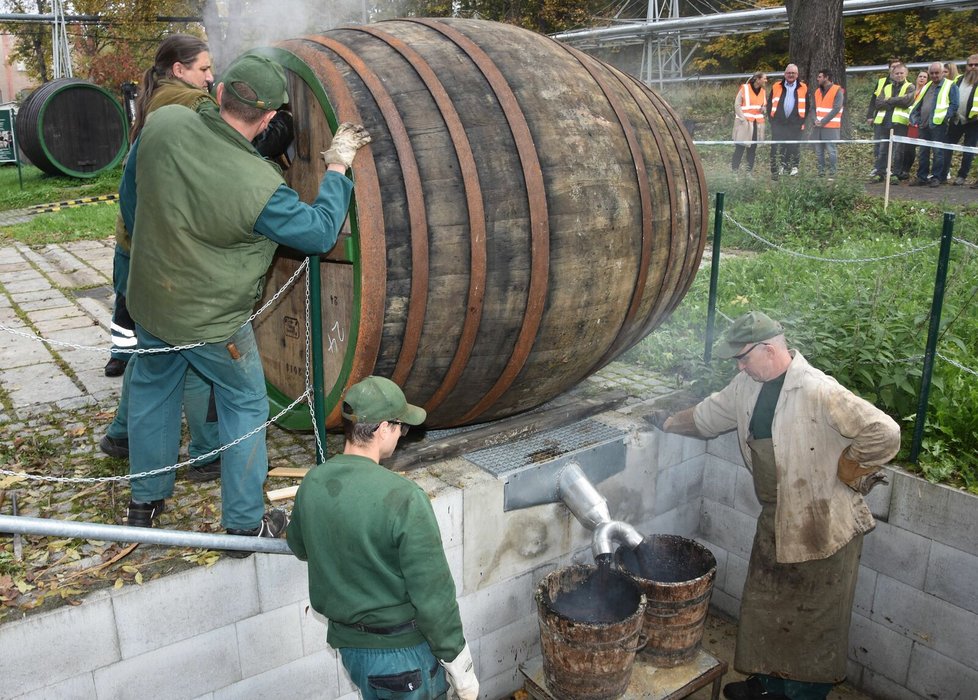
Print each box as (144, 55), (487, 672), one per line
(134, 572), (143, 585)
(113, 578), (124, 590)
(67, 427), (87, 438)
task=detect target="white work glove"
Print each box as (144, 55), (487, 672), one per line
(321, 122), (371, 169)
(440, 643), (479, 700)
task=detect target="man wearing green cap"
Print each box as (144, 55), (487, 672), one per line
(120, 52), (372, 547)
(655, 311), (900, 700)
(288, 376), (479, 700)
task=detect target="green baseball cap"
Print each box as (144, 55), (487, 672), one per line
(221, 54), (288, 110)
(715, 311), (784, 359)
(341, 376), (426, 426)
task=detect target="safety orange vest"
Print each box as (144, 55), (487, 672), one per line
(814, 84), (843, 128)
(740, 83), (766, 123)
(769, 81), (808, 119)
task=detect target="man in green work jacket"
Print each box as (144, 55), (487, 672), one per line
(287, 376), (479, 700)
(120, 53), (371, 545)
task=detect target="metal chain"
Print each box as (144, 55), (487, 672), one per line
(0, 259), (318, 486)
(937, 352), (978, 378)
(723, 213), (940, 263)
(953, 236), (978, 253)
(0, 258), (310, 356)
(0, 391), (311, 485)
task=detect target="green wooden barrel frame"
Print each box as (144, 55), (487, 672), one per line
(16, 78), (128, 179)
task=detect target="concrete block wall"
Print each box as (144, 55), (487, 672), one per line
(0, 410), (700, 700)
(3, 405), (977, 699)
(698, 431), (978, 700)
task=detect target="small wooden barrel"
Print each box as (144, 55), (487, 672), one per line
(616, 534), (717, 667)
(251, 18), (707, 428)
(15, 78), (128, 178)
(536, 564), (646, 700)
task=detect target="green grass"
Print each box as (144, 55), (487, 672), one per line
(0, 162), (121, 211)
(0, 203), (118, 246)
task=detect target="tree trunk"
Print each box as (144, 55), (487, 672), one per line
(785, 0), (847, 132)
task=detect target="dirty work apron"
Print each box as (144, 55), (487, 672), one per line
(734, 437), (862, 683)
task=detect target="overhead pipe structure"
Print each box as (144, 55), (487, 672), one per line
(554, 0), (978, 46)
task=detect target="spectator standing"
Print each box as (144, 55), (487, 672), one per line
(732, 72), (767, 173)
(654, 312), (900, 700)
(812, 69), (844, 178)
(901, 70), (931, 178)
(767, 63), (807, 179)
(943, 54), (978, 185)
(287, 376), (479, 700)
(866, 62), (914, 182)
(120, 54), (371, 544)
(865, 58), (902, 175)
(909, 61), (960, 187)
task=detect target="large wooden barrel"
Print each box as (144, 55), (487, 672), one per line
(252, 18), (707, 429)
(15, 78), (128, 178)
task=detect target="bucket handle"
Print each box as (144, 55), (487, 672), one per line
(622, 634), (648, 653)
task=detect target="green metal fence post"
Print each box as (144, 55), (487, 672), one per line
(704, 192), (725, 363)
(910, 212), (955, 464)
(307, 255), (328, 464)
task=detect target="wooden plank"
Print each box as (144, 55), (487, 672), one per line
(386, 390), (629, 473)
(267, 466), (311, 479)
(266, 485), (299, 502)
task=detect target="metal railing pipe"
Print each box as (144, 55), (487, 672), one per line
(0, 515), (294, 555)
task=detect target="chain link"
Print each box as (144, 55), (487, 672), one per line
(953, 236), (978, 253)
(0, 258), (319, 485)
(937, 352), (978, 378)
(723, 213), (940, 263)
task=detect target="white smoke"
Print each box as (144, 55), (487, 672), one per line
(206, 0), (374, 71)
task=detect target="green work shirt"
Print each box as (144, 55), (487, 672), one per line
(287, 454), (466, 661)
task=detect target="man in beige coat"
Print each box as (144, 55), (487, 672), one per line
(656, 311), (900, 700)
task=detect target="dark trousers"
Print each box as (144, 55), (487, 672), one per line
(770, 121), (803, 175)
(732, 122), (758, 171)
(873, 123), (909, 176)
(917, 122), (949, 182)
(940, 120), (978, 180)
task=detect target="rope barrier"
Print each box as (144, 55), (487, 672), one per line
(694, 137), (883, 146)
(891, 133), (978, 157)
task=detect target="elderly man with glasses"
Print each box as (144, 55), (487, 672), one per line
(287, 376), (479, 700)
(654, 311), (900, 700)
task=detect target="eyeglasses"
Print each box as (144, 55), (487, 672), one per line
(731, 342), (769, 361)
(969, 63), (978, 67)
(389, 420), (409, 436)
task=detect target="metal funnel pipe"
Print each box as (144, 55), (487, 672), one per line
(592, 520), (644, 559)
(557, 462), (611, 530)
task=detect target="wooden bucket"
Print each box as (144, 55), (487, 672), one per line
(536, 564), (646, 700)
(616, 534), (717, 667)
(251, 18), (707, 429)
(15, 78), (128, 178)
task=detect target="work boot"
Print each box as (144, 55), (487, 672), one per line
(100, 434), (130, 459)
(723, 676), (790, 700)
(104, 357), (127, 377)
(223, 509), (290, 559)
(185, 459), (221, 483)
(126, 499), (165, 528)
